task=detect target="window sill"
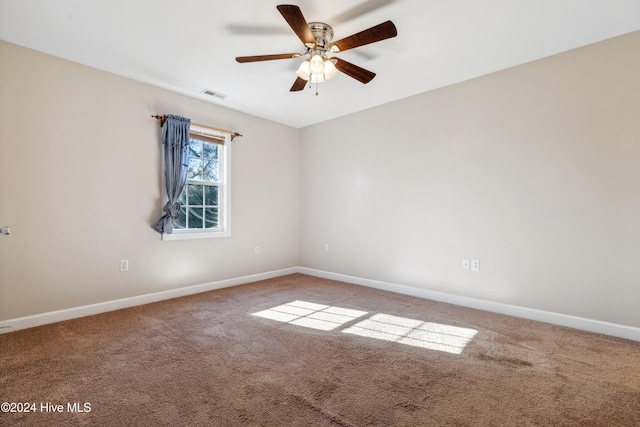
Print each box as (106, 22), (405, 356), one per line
(161, 229), (231, 241)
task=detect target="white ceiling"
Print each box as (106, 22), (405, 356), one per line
(1, 0), (639, 128)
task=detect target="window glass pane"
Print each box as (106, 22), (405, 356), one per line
(205, 207), (218, 228)
(188, 207), (204, 229)
(189, 140), (203, 158)
(187, 158), (203, 181)
(203, 160), (219, 182)
(175, 207), (187, 229)
(188, 184), (203, 205)
(203, 143), (218, 160)
(167, 139), (226, 233)
(204, 186), (218, 206)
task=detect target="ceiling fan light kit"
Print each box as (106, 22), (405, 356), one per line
(296, 53), (339, 83)
(236, 4), (397, 94)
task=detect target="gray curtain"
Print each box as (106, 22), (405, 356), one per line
(155, 114), (191, 234)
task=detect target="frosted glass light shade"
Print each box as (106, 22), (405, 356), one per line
(296, 60), (310, 81)
(310, 73), (326, 83)
(323, 60), (338, 80)
(309, 55), (324, 74)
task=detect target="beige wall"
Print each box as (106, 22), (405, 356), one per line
(0, 41), (299, 320)
(299, 32), (640, 328)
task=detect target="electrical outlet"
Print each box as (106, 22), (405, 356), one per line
(254, 246), (260, 255)
(120, 259), (129, 271)
(462, 259), (470, 270)
(324, 244), (329, 253)
(471, 259), (480, 271)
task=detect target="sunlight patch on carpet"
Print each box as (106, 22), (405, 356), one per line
(252, 301), (478, 354)
(251, 300), (369, 331)
(343, 313), (478, 354)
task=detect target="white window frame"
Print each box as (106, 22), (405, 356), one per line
(162, 125), (231, 241)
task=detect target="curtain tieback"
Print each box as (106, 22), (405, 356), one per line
(163, 202), (181, 220)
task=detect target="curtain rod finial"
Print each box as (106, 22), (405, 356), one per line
(151, 115), (166, 127)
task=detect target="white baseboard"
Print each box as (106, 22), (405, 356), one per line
(3, 266), (639, 343)
(298, 267), (640, 343)
(0, 267), (298, 334)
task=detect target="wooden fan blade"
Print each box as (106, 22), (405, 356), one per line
(236, 53), (298, 63)
(277, 4), (317, 48)
(334, 58), (376, 84)
(330, 20), (397, 52)
(290, 77), (307, 92)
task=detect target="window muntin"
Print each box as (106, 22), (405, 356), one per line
(175, 184), (219, 229)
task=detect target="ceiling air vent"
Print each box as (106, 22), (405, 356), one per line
(201, 89), (227, 100)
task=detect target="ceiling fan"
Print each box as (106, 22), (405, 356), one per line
(235, 4), (397, 93)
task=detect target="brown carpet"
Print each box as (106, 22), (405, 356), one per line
(1, 273), (639, 426)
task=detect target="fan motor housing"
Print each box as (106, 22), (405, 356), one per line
(308, 22), (334, 49)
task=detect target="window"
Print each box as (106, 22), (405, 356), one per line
(163, 125), (230, 240)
